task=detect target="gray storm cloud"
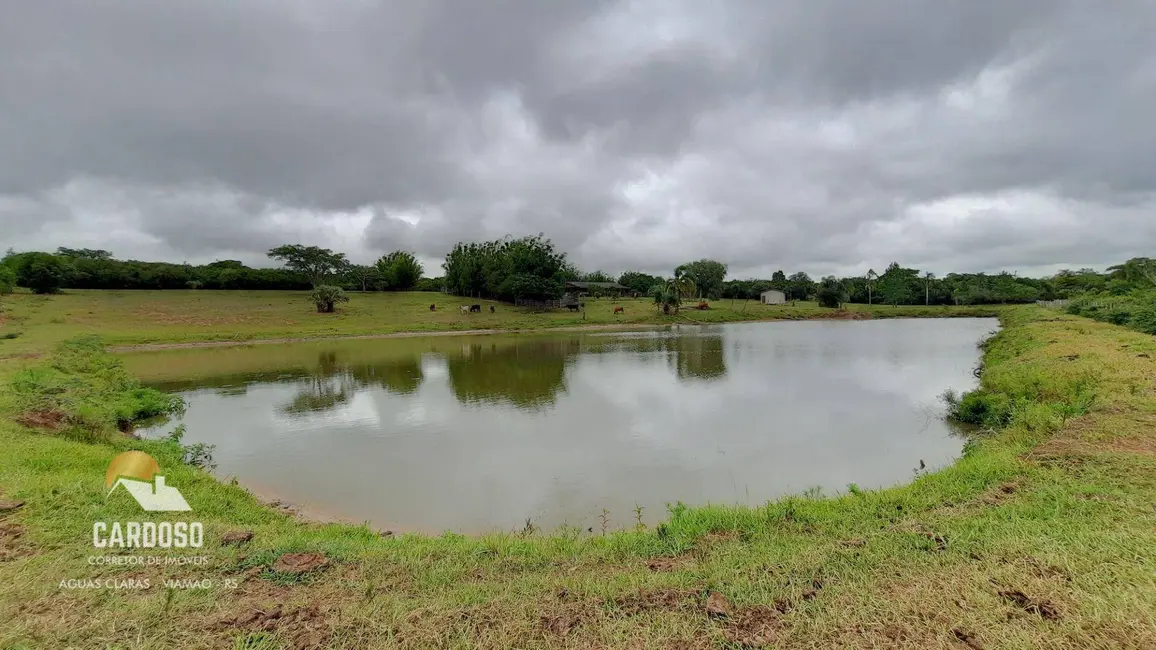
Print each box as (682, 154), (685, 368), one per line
(2, 0), (1154, 277)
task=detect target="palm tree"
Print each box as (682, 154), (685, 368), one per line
(923, 271), (935, 305)
(866, 269), (878, 305)
(649, 270), (696, 315)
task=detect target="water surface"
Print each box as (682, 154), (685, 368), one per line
(131, 318), (996, 533)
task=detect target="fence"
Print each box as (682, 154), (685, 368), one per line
(1036, 300), (1070, 309)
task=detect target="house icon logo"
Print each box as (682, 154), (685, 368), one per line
(105, 451), (191, 512)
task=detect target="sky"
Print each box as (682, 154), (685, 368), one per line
(2, 1), (1155, 280)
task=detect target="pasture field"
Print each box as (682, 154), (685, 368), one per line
(0, 289), (1001, 357)
(1, 297), (1154, 648)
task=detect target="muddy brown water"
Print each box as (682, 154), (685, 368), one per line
(129, 318), (997, 534)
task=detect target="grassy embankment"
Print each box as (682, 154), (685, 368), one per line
(1, 299), (1155, 648)
(0, 289), (1001, 357)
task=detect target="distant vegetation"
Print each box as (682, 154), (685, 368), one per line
(3, 242), (1155, 331)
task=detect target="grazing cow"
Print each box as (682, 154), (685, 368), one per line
(459, 305), (470, 314)
(566, 304), (580, 312)
(489, 305), (495, 313)
(613, 306), (625, 314)
(470, 304), (481, 313)
(429, 304), (436, 311)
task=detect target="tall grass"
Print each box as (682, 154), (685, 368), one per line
(7, 336), (185, 440)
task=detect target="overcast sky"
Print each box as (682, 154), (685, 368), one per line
(3, 1), (1154, 279)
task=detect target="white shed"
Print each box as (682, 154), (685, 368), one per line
(760, 289), (786, 305)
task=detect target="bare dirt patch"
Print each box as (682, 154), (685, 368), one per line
(273, 552), (329, 575)
(952, 627), (984, 649)
(646, 556), (690, 572)
(216, 604), (330, 650)
(14, 409), (65, 430)
(998, 588), (1060, 620)
(721, 606), (781, 648)
(0, 521), (32, 561)
(220, 530), (254, 546)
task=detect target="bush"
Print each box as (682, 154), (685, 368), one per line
(309, 285), (349, 313)
(1128, 304), (1156, 335)
(943, 388), (1014, 428)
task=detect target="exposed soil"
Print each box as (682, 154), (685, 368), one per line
(216, 604), (330, 650)
(721, 605), (782, 648)
(952, 627), (985, 649)
(273, 552), (329, 575)
(705, 592), (731, 618)
(998, 589), (1061, 620)
(14, 409), (65, 431)
(0, 499), (25, 513)
(646, 556), (688, 572)
(814, 309), (873, 320)
(0, 522), (31, 561)
(220, 530), (254, 546)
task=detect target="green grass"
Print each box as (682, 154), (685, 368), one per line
(0, 289), (1002, 357)
(1, 304), (1155, 648)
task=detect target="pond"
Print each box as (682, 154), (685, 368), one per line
(127, 318), (997, 534)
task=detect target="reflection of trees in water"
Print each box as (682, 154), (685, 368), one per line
(280, 351), (425, 414)
(346, 356), (424, 395)
(668, 333), (727, 381)
(445, 339), (579, 409)
(583, 331), (728, 382)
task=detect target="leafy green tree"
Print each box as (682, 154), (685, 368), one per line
(816, 276), (847, 308)
(0, 265), (15, 295)
(56, 247), (113, 260)
(580, 270), (616, 283)
(376, 251), (423, 290)
(771, 270), (787, 288)
(1107, 257), (1156, 287)
(617, 271), (663, 295)
(14, 252), (72, 294)
(650, 268), (696, 314)
(309, 285), (349, 313)
(415, 277), (444, 292)
(677, 259), (727, 299)
(443, 235), (568, 302)
(878, 262), (918, 306)
(865, 269), (878, 305)
(345, 264), (381, 292)
(786, 272), (814, 301)
(267, 245), (348, 288)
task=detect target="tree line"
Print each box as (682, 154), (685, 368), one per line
(2, 242), (1152, 317)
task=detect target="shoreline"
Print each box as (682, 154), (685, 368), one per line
(107, 322), (673, 352)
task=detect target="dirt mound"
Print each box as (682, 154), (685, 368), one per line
(273, 552), (329, 575)
(721, 606), (782, 648)
(0, 522), (31, 561)
(14, 410), (65, 430)
(216, 604), (329, 649)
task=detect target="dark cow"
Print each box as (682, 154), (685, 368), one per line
(613, 306), (624, 314)
(566, 304), (580, 312)
(470, 304), (482, 313)
(489, 305), (495, 313)
(429, 304), (436, 311)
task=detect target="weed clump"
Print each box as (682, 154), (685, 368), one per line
(9, 335), (185, 440)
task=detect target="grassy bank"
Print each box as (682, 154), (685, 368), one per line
(1, 307), (1154, 648)
(0, 289), (1001, 357)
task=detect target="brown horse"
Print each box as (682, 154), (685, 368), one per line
(613, 306), (625, 314)
(429, 304), (436, 311)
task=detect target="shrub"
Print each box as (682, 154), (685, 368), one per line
(309, 285), (349, 313)
(1128, 304), (1156, 335)
(943, 388), (1014, 428)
